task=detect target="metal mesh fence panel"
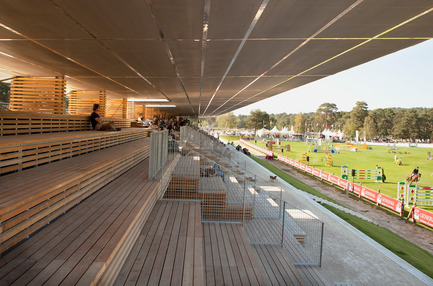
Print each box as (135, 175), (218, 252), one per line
(160, 126), (324, 266)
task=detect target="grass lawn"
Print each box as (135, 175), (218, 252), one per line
(248, 155), (341, 206)
(219, 135), (241, 143)
(243, 138), (433, 212)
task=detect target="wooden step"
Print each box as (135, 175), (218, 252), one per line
(0, 159), (161, 285)
(0, 138), (150, 254)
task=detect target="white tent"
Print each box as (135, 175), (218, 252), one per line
(280, 126), (290, 135)
(270, 126), (281, 136)
(256, 128), (270, 137)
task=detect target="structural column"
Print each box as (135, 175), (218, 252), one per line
(9, 76), (66, 114)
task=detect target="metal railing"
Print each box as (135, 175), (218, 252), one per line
(148, 130), (169, 180)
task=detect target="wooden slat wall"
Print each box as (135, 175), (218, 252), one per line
(10, 77), (66, 114)
(127, 101), (135, 120)
(144, 107), (154, 120)
(134, 105), (145, 120)
(106, 98), (127, 118)
(69, 90), (106, 116)
(143, 108), (168, 120)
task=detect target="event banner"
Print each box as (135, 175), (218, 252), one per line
(413, 207), (433, 228)
(377, 194), (403, 214)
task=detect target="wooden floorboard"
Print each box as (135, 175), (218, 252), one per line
(114, 200), (204, 286)
(253, 244), (306, 286)
(203, 223), (267, 286)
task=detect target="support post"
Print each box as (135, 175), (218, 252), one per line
(319, 222), (324, 267)
(281, 201), (286, 247)
(242, 180), (246, 226)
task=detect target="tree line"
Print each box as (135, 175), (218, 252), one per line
(202, 102), (433, 141)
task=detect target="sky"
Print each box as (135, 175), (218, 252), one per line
(233, 39), (433, 116)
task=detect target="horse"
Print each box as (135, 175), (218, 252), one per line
(406, 172), (421, 184)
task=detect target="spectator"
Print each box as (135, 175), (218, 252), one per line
(90, 104), (117, 131)
(209, 163), (225, 182)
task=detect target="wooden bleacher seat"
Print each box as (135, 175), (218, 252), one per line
(114, 200), (204, 285)
(0, 111), (134, 135)
(165, 155), (201, 193)
(0, 158), (161, 285)
(0, 129), (151, 175)
(199, 177), (228, 205)
(165, 164), (253, 221)
(0, 138), (150, 254)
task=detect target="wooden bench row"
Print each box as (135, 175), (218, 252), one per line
(0, 138), (150, 254)
(0, 129), (151, 175)
(0, 111), (134, 135)
(0, 158), (161, 285)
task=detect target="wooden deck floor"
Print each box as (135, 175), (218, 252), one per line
(253, 244), (305, 286)
(203, 222), (267, 286)
(0, 158), (160, 285)
(114, 200), (204, 286)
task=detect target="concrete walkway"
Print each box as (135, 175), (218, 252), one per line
(228, 141), (433, 286)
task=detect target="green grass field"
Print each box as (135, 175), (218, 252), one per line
(220, 135), (433, 212)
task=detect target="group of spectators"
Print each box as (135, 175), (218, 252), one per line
(136, 114), (189, 134)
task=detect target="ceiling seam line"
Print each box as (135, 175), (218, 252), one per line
(202, 0), (270, 116)
(0, 50), (62, 76)
(2, 36), (433, 42)
(199, 0), (212, 116)
(209, 0), (365, 116)
(0, 21), (141, 96)
(144, 0), (195, 114)
(218, 6), (433, 114)
(49, 0), (171, 100)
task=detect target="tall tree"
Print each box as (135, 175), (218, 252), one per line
(419, 108), (433, 140)
(350, 101), (369, 131)
(315, 103), (338, 130)
(369, 108), (395, 138)
(245, 109), (269, 131)
(236, 115), (247, 128)
(343, 117), (356, 139)
(363, 115), (378, 140)
(392, 109), (420, 139)
(216, 112), (236, 129)
(294, 113), (306, 133)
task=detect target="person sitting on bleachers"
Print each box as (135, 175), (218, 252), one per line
(150, 119), (162, 130)
(137, 113), (144, 124)
(209, 163), (225, 182)
(90, 104), (117, 131)
(167, 121), (176, 136)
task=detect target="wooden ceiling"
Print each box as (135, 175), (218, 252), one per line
(0, 0), (432, 116)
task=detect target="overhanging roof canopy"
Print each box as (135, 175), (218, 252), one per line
(0, 0), (432, 116)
